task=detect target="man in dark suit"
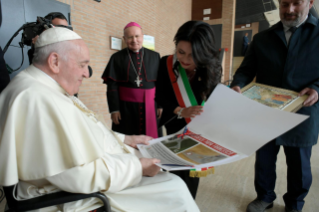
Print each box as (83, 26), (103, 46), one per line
(242, 32), (249, 56)
(0, 0), (10, 93)
(28, 12), (69, 64)
(231, 0), (318, 211)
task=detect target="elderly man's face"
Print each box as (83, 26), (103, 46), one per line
(279, 0), (313, 27)
(123, 26), (144, 51)
(58, 40), (90, 95)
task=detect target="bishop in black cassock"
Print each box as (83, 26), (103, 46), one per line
(102, 22), (161, 138)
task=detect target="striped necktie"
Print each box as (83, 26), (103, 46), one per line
(288, 26), (297, 46)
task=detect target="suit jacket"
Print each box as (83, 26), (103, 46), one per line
(243, 36), (249, 47)
(231, 14), (319, 147)
(0, 47), (10, 93)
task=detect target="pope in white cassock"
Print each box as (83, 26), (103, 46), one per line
(0, 27), (199, 212)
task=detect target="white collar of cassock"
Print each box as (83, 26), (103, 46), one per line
(25, 65), (96, 118)
(25, 65), (67, 95)
(129, 47), (142, 53)
(42, 69), (60, 84)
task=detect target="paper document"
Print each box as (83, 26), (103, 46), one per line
(138, 84), (308, 170)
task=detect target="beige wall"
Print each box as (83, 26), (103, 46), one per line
(204, 0), (236, 83)
(57, 0), (192, 126)
(192, 0), (223, 20)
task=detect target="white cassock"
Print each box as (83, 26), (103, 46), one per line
(0, 65), (200, 212)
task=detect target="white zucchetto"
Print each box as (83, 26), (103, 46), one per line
(35, 27), (82, 48)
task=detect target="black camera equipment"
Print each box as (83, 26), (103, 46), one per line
(3, 16), (72, 73)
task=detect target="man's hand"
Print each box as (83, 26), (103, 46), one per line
(32, 35), (39, 44)
(111, 112), (121, 125)
(231, 86), (241, 93)
(157, 108), (163, 119)
(140, 158), (161, 177)
(299, 88), (318, 107)
(124, 135), (152, 149)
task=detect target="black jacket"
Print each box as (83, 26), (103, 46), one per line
(156, 55), (205, 134)
(231, 14), (319, 147)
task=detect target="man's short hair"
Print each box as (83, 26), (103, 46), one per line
(45, 12), (67, 21)
(32, 41), (77, 65)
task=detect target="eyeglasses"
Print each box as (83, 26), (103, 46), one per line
(53, 25), (73, 31)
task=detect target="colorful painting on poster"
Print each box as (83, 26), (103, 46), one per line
(243, 85), (298, 110)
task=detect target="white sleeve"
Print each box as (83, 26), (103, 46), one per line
(113, 133), (143, 158)
(46, 152), (142, 193)
(114, 132), (125, 142)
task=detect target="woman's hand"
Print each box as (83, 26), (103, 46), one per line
(174, 106), (203, 118)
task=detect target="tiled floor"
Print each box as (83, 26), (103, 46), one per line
(195, 144), (319, 212)
(232, 57), (244, 77)
(1, 144), (318, 212)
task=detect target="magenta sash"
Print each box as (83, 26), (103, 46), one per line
(119, 86), (158, 138)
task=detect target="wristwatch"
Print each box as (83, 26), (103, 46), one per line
(177, 108), (184, 119)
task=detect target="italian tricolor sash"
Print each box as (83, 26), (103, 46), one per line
(166, 55), (214, 178)
(166, 55), (205, 123)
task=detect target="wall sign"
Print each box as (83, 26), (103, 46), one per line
(110, 36), (122, 50)
(143, 35), (155, 50)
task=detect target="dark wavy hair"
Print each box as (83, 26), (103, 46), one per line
(173, 21), (222, 100)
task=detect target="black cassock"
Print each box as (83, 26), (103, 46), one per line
(102, 47), (160, 136)
(0, 47), (10, 93)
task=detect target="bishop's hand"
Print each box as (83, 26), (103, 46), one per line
(124, 135), (152, 149)
(111, 112), (121, 125)
(32, 35), (40, 44)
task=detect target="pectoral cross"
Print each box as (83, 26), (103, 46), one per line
(135, 76), (142, 87)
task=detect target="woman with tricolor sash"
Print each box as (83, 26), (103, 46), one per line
(156, 21), (222, 199)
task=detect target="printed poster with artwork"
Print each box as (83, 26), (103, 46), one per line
(137, 84), (308, 171)
(242, 82), (308, 112)
(138, 129), (239, 170)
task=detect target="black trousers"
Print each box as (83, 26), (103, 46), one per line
(255, 140), (312, 210)
(170, 170), (199, 199)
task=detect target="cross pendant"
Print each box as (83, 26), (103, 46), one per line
(135, 76), (142, 87)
